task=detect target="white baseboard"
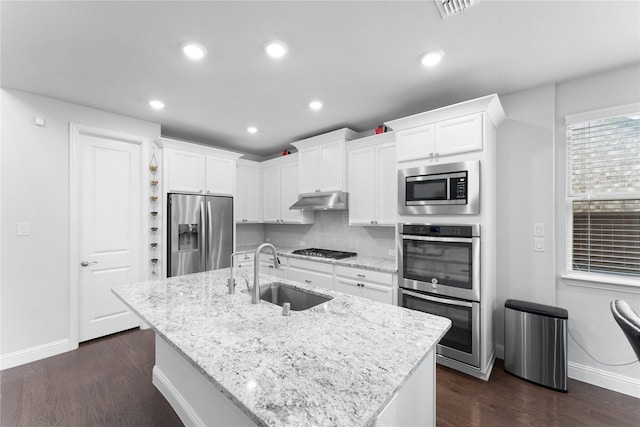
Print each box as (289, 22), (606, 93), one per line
(153, 366), (205, 427)
(495, 344), (639, 398)
(568, 361), (640, 398)
(0, 339), (75, 371)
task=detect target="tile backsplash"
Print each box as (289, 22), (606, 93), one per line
(237, 211), (395, 258)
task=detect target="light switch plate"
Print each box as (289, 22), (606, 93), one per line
(17, 222), (30, 236)
(533, 237), (545, 252)
(299, 241), (306, 247)
(533, 223), (545, 237)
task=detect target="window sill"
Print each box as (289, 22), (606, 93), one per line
(561, 272), (640, 294)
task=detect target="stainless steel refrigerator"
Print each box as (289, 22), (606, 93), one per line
(167, 193), (233, 277)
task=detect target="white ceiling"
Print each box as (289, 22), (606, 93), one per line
(2, 1), (639, 158)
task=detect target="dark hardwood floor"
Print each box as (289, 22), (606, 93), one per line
(2, 328), (638, 426)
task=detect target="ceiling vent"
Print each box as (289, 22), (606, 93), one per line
(435, 0), (479, 19)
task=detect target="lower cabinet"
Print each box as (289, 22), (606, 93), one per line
(287, 258), (334, 290)
(259, 253), (287, 280)
(334, 266), (394, 305)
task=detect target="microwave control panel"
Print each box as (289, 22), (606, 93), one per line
(449, 177), (467, 200)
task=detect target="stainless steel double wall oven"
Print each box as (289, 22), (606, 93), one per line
(398, 223), (481, 368)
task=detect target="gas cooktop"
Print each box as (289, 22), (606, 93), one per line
(291, 248), (357, 260)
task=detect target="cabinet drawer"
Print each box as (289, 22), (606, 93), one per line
(288, 267), (333, 290)
(287, 258), (334, 274)
(335, 266), (392, 287)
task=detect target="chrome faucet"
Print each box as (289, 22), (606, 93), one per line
(228, 251), (249, 294)
(253, 243), (280, 304)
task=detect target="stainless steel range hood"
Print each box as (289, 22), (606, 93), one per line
(289, 191), (348, 211)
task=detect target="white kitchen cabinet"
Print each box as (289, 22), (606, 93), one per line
(160, 138), (241, 196)
(235, 161), (262, 223)
(261, 154), (314, 224)
(347, 133), (397, 226)
(233, 252), (255, 269)
(205, 155), (235, 195)
(393, 112), (483, 163)
(291, 128), (359, 194)
(165, 149), (206, 193)
(287, 258), (334, 290)
(259, 253), (287, 280)
(335, 265), (394, 305)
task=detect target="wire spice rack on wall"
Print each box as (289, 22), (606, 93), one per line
(149, 151), (160, 277)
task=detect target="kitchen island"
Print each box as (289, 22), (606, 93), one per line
(112, 267), (450, 427)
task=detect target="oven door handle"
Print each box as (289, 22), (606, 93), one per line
(400, 235), (474, 244)
(402, 289), (473, 308)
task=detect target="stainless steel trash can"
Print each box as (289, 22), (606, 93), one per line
(504, 299), (568, 392)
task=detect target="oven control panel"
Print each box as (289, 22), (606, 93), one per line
(399, 224), (478, 238)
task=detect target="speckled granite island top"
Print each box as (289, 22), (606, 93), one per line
(113, 267), (450, 427)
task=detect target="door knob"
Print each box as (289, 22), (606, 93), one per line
(80, 261), (98, 267)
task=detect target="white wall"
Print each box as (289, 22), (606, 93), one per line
(554, 65), (640, 396)
(0, 89), (160, 368)
(495, 84), (556, 352)
(495, 65), (640, 397)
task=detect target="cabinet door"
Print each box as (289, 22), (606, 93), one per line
(205, 156), (234, 195)
(334, 277), (362, 298)
(396, 124), (435, 162)
(361, 282), (394, 304)
(317, 140), (345, 192)
(348, 146), (376, 225)
(166, 149), (205, 193)
(243, 166), (262, 222)
(434, 113), (483, 156)
(262, 165), (281, 223)
(374, 142), (397, 225)
(280, 161), (301, 223)
(297, 147), (319, 194)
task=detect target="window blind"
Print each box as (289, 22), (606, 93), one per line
(567, 113), (640, 278)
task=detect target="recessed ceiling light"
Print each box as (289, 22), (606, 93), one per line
(149, 100), (165, 110)
(265, 41), (288, 59)
(420, 50), (445, 67)
(309, 100), (323, 111)
(247, 126), (258, 134)
(181, 42), (207, 60)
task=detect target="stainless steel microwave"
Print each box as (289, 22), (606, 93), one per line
(398, 160), (480, 215)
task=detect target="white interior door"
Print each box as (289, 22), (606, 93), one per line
(76, 127), (143, 342)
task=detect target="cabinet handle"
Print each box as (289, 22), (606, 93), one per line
(434, 152), (439, 156)
(315, 189), (321, 192)
(357, 274), (365, 278)
(305, 280), (312, 284)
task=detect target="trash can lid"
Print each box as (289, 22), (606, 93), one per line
(505, 299), (568, 319)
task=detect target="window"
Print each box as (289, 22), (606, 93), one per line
(566, 107), (640, 279)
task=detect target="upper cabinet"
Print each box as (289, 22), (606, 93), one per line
(290, 128), (359, 194)
(347, 132), (397, 226)
(386, 94), (505, 163)
(236, 160), (262, 223)
(261, 154), (314, 224)
(159, 137), (243, 196)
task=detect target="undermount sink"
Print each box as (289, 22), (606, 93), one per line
(259, 282), (332, 311)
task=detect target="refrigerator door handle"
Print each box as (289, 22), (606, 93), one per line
(200, 201), (206, 270)
(206, 200), (213, 271)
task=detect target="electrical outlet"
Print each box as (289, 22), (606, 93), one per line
(300, 241), (306, 247)
(533, 223), (545, 237)
(388, 249), (395, 257)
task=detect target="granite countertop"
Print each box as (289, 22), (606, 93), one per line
(236, 245), (397, 273)
(113, 268), (450, 427)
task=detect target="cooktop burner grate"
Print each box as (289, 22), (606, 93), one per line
(291, 248), (357, 260)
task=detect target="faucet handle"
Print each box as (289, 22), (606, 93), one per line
(227, 278), (236, 294)
(282, 302), (290, 316)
